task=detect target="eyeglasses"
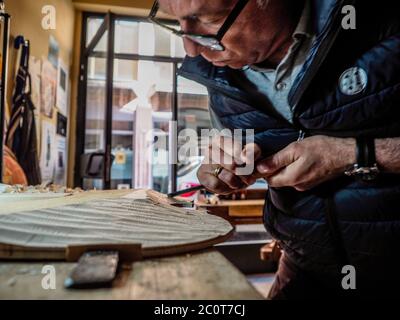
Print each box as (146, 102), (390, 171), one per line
(148, 0), (249, 52)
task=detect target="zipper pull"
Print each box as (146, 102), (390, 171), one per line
(297, 130), (306, 141)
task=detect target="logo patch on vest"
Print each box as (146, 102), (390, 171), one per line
(339, 67), (368, 96)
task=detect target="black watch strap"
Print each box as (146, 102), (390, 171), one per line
(356, 137), (376, 167)
(345, 137), (379, 181)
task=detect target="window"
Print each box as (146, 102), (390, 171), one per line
(76, 13), (211, 193)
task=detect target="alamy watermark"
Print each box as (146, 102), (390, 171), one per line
(148, 125), (256, 176)
(342, 5), (356, 30)
(341, 265), (356, 290)
(41, 265), (56, 290)
(41, 5), (56, 30)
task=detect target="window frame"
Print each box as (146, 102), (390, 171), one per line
(75, 12), (184, 192)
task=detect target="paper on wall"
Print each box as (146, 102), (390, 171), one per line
(56, 59), (69, 116)
(41, 58), (57, 118)
(54, 136), (67, 185)
(40, 120), (56, 182)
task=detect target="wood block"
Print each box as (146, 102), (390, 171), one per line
(229, 205), (264, 217)
(260, 241), (282, 262)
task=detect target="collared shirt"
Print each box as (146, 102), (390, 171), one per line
(239, 0), (314, 124)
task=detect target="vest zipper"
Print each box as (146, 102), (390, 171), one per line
(297, 130), (306, 141)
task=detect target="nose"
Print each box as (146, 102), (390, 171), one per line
(183, 37), (201, 57)
(179, 19), (201, 57)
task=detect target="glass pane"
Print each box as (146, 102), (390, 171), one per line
(114, 20), (185, 58)
(110, 61), (173, 192)
(85, 58), (107, 151)
(171, 34), (186, 58)
(93, 31), (108, 52)
(110, 59), (137, 190)
(153, 23), (171, 57)
(151, 62), (173, 193)
(87, 56), (106, 80)
(86, 17), (104, 47)
(114, 20), (139, 54)
(114, 59), (138, 82)
(83, 56), (107, 190)
(177, 76), (210, 191)
(83, 178), (104, 190)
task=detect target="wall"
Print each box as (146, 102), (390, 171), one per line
(6, 0), (75, 105)
(4, 0), (159, 187)
(5, 0), (75, 184)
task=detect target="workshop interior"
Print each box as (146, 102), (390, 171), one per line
(0, 0), (275, 301)
(1, 0), (400, 303)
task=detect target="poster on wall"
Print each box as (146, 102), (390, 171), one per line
(56, 112), (67, 137)
(41, 58), (57, 118)
(56, 59), (69, 116)
(54, 136), (67, 185)
(40, 120), (56, 182)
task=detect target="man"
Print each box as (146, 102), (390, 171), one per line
(151, 0), (400, 299)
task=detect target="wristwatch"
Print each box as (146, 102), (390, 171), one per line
(344, 137), (380, 181)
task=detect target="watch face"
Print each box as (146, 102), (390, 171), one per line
(358, 166), (380, 181)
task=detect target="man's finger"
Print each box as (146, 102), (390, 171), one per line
(239, 143), (263, 176)
(241, 143), (262, 164)
(208, 146), (258, 185)
(266, 160), (303, 188)
(257, 144), (297, 176)
(206, 179), (235, 195)
(209, 145), (237, 172)
(210, 135), (245, 166)
(217, 168), (247, 190)
(198, 165), (235, 195)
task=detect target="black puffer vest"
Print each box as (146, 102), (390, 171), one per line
(179, 0), (400, 283)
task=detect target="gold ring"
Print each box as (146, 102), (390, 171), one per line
(212, 166), (223, 178)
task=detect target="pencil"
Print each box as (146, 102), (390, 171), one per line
(167, 185), (205, 198)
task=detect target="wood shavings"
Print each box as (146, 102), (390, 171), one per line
(1, 184), (83, 194)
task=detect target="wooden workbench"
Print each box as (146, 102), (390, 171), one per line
(0, 189), (263, 299)
(0, 250), (263, 300)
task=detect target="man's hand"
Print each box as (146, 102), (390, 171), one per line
(197, 135), (262, 195)
(256, 136), (356, 191)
